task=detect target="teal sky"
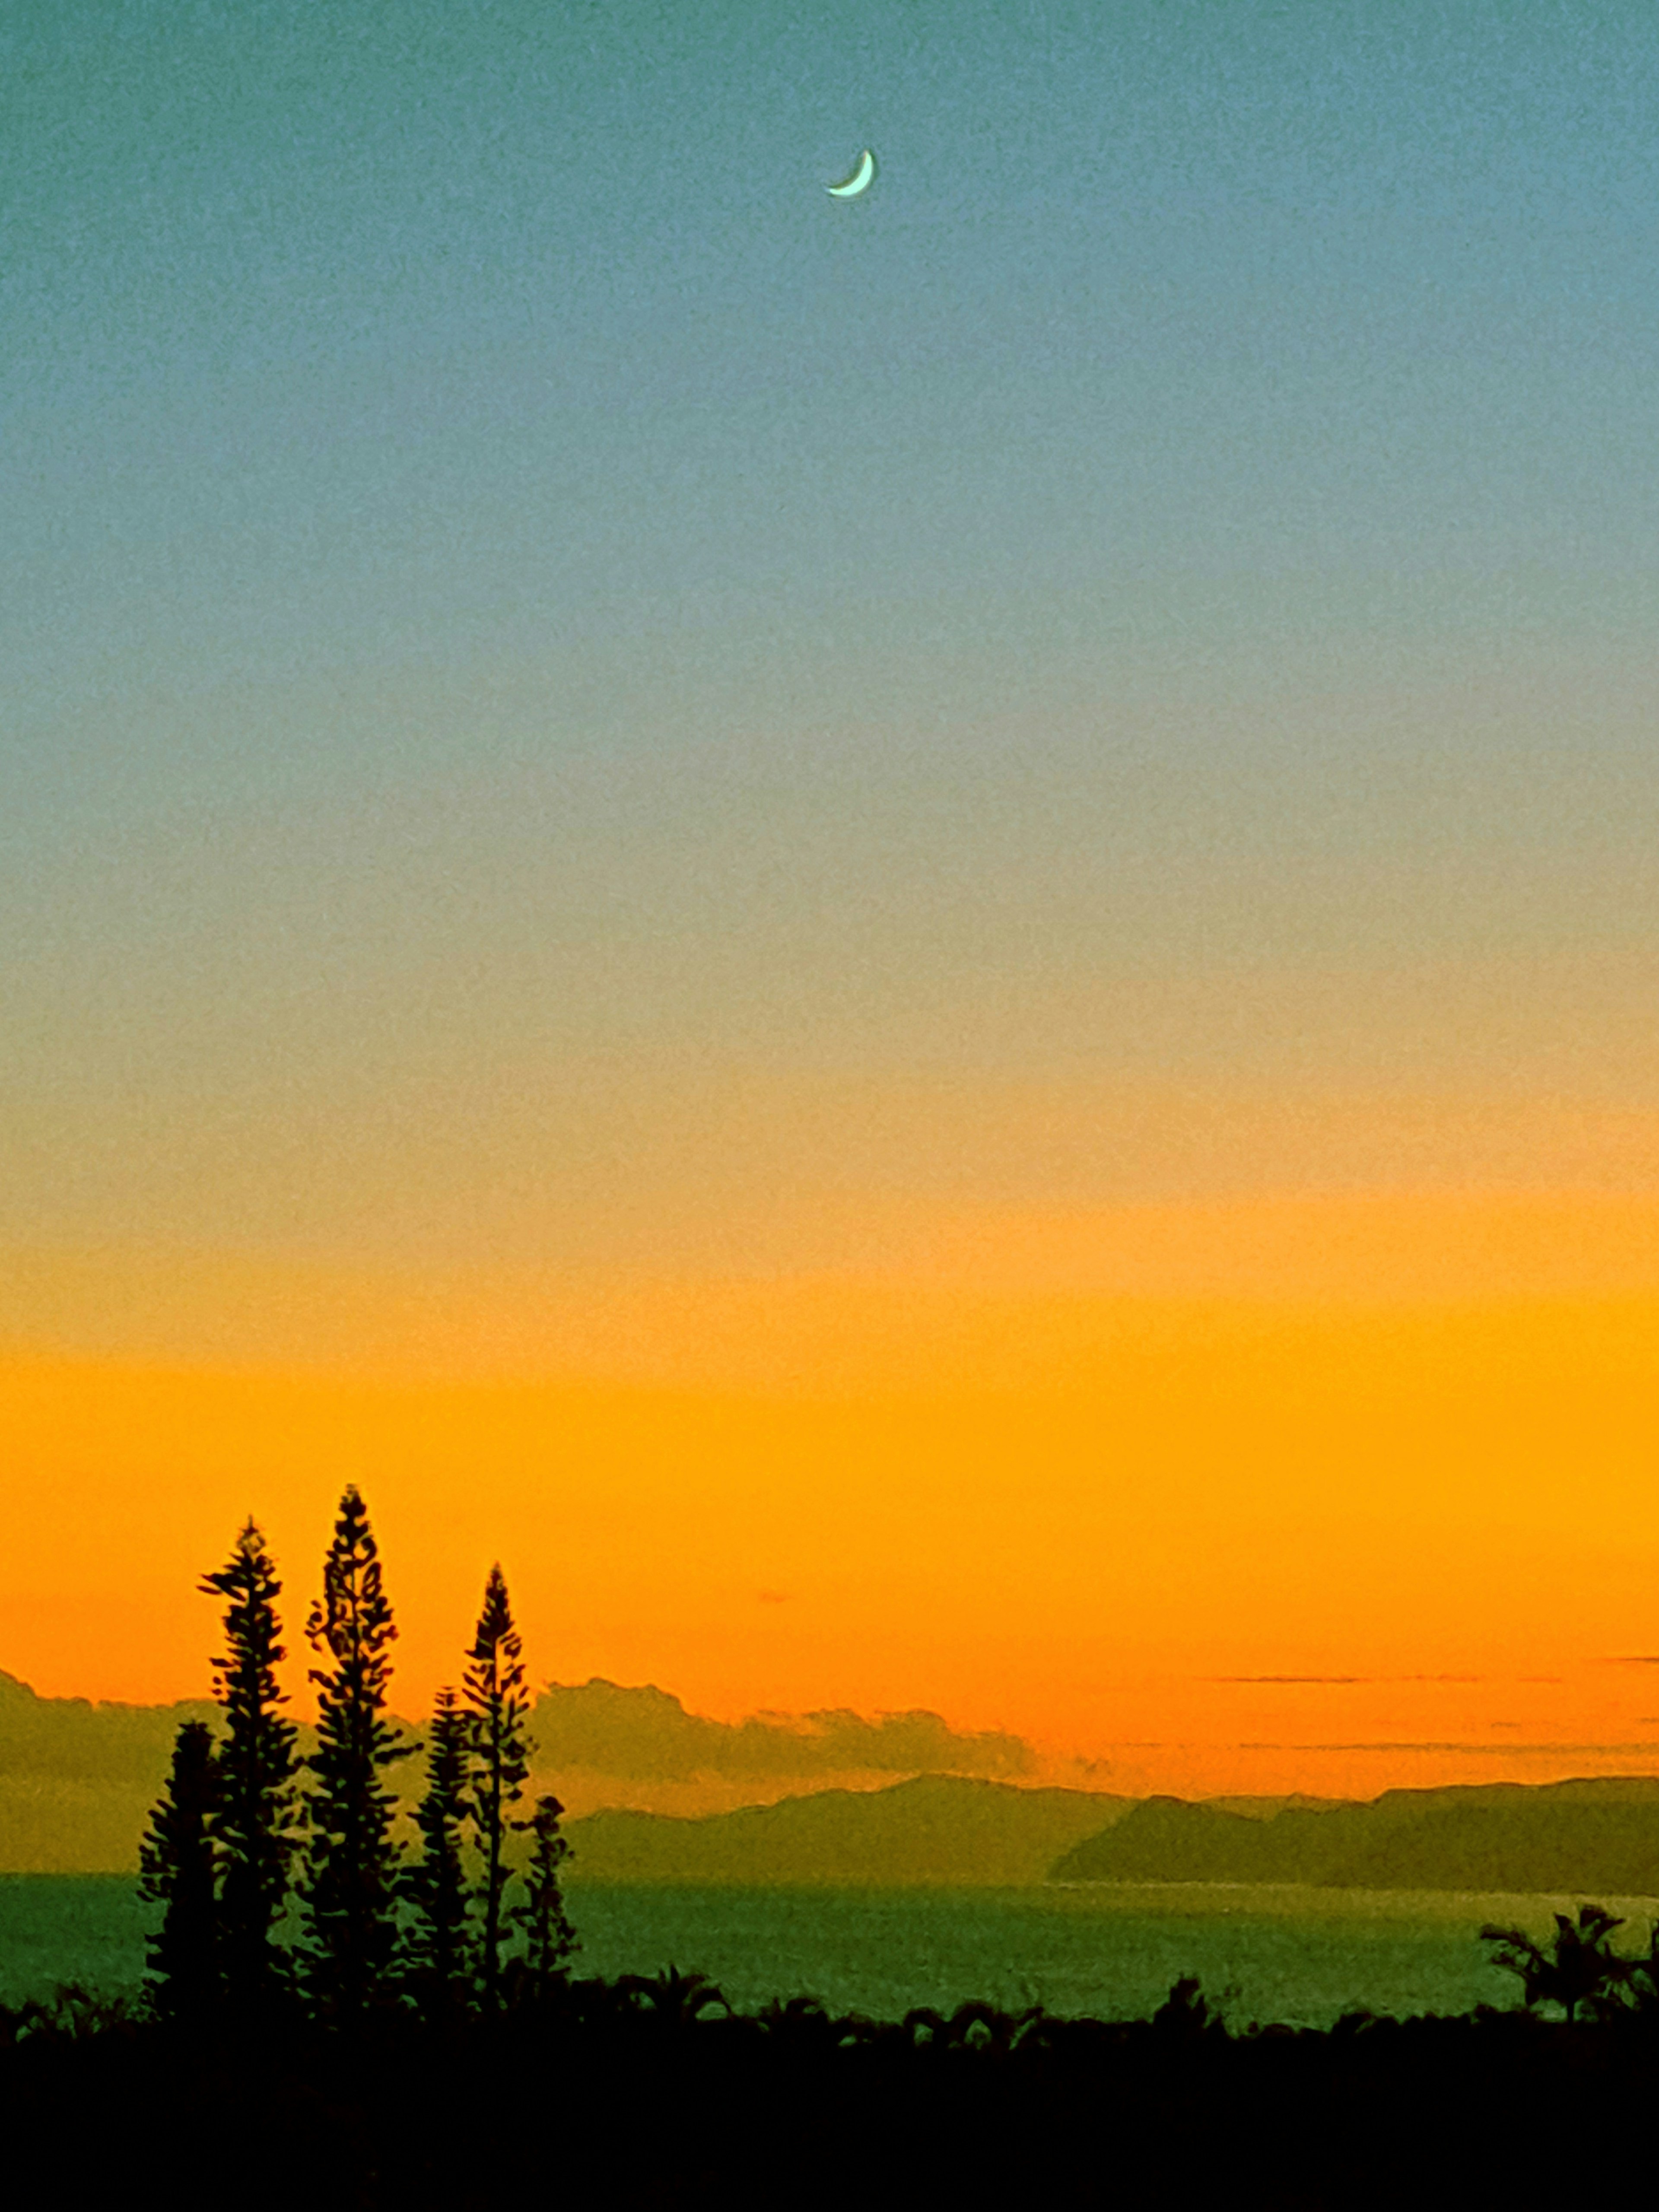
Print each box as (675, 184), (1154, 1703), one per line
(4, 1), (1658, 1270)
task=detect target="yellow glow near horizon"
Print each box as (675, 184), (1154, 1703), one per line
(5, 1187), (1658, 1798)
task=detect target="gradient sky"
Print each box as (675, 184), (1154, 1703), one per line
(4, 2), (1658, 1793)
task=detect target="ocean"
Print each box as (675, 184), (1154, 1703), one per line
(6, 1877), (1653, 2026)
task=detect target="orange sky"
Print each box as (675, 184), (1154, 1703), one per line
(12, 0), (1659, 1811)
(6, 1184), (1658, 1799)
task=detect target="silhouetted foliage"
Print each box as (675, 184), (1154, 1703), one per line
(200, 1518), (300, 2010)
(400, 1684), (474, 2008)
(138, 1719), (220, 2020)
(895, 1998), (1022, 2052)
(616, 1964), (731, 2028)
(1152, 1972), (1226, 2041)
(462, 1563), (530, 2004)
(509, 1792), (577, 1999)
(299, 1487), (413, 2017)
(0, 1983), (139, 2048)
(16, 1990), (1659, 2208)
(755, 1993), (844, 2050)
(31, 1921), (1659, 2212)
(1608, 1919), (1659, 2017)
(1480, 1904), (1630, 2022)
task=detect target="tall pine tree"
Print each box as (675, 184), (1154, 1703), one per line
(400, 1685), (474, 2009)
(138, 1719), (221, 2021)
(299, 1485), (411, 2017)
(463, 1564), (530, 2005)
(201, 1518), (300, 2011)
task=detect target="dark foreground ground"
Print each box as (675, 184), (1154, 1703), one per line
(6, 1991), (1655, 2209)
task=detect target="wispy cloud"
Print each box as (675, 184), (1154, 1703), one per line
(1239, 1741), (1659, 1755)
(1208, 1673), (1487, 1686)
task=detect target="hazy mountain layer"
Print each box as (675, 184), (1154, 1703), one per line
(566, 1777), (1659, 1896)
(1052, 1781), (1659, 1893)
(566, 1775), (1129, 1888)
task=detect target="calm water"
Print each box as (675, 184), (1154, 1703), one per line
(5, 1877), (1646, 2028)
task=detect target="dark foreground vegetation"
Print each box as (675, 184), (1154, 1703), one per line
(10, 1974), (1659, 2209)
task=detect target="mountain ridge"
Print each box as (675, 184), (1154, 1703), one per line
(1050, 1779), (1659, 1894)
(566, 1773), (1130, 1888)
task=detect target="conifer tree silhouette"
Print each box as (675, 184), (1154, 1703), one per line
(401, 1684), (475, 2007)
(510, 1793), (577, 2000)
(138, 1719), (221, 2021)
(299, 1485), (412, 2017)
(462, 1564), (530, 2004)
(200, 1518), (300, 2010)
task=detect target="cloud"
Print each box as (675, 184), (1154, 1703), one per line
(1211, 1675), (1367, 1685)
(0, 1669), (219, 1785)
(1208, 1674), (1488, 1686)
(0, 1667), (1038, 1795)
(1237, 1741), (1659, 1755)
(528, 1678), (1034, 1784)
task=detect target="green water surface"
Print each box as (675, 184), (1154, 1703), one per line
(0, 1877), (1554, 2027)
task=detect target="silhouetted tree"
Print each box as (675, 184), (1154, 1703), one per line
(401, 1684), (475, 2007)
(1152, 1975), (1225, 2042)
(616, 1965), (731, 2029)
(1481, 1905), (1630, 2022)
(201, 1518), (300, 2010)
(462, 1564), (531, 2004)
(1612, 1920), (1659, 2016)
(509, 1792), (576, 1999)
(756, 1994), (842, 2051)
(299, 1486), (412, 2017)
(138, 1719), (220, 2021)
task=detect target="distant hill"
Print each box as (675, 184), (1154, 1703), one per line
(566, 1775), (1130, 1888)
(1052, 1780), (1659, 1894)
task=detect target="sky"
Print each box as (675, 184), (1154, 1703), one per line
(3, 0), (1658, 1796)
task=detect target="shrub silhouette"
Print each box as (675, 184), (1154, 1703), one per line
(3, 1984), (138, 2044)
(896, 2000), (1033, 2053)
(1480, 1905), (1630, 2022)
(1152, 1974), (1226, 2040)
(755, 1994), (843, 2050)
(616, 1966), (732, 2028)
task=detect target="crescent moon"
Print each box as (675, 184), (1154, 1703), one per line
(826, 149), (876, 198)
